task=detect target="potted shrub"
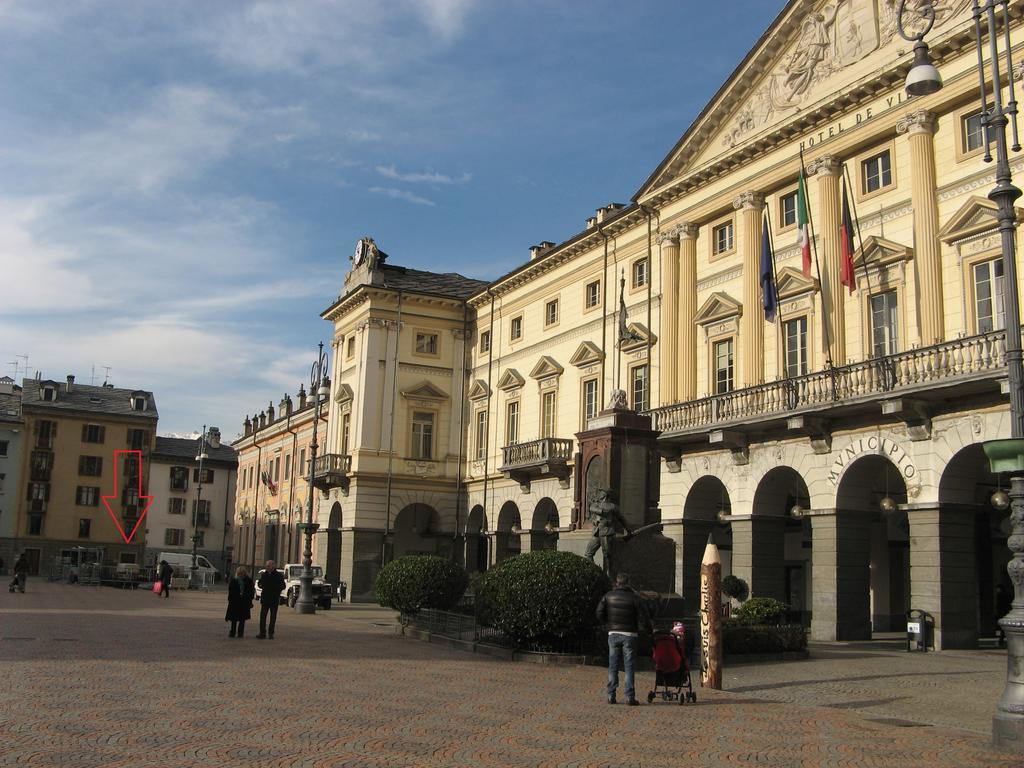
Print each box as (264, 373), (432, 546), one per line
(374, 555), (469, 615)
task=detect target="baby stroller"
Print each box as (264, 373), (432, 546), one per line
(647, 623), (696, 704)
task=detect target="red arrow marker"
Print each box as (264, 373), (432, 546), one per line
(102, 449), (152, 544)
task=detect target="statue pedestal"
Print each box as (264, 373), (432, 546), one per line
(559, 529), (605, 571)
(615, 530), (676, 594)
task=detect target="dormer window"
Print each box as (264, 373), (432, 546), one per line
(130, 393), (147, 411)
(41, 386), (57, 402)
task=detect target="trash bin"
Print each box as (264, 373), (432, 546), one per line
(336, 581), (347, 602)
(906, 608), (934, 652)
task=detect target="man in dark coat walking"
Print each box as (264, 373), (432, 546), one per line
(157, 560), (174, 598)
(225, 566), (256, 638)
(257, 560), (286, 639)
(8, 554), (28, 593)
(596, 573), (652, 705)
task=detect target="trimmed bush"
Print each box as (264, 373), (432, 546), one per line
(723, 620), (807, 655)
(721, 574), (750, 603)
(475, 550), (610, 646)
(733, 596), (788, 626)
(374, 555), (468, 614)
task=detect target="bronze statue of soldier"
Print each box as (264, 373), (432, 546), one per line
(585, 488), (632, 576)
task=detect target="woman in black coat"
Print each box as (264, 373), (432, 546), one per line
(226, 566), (256, 638)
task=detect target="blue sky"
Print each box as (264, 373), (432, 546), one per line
(0, 0), (781, 437)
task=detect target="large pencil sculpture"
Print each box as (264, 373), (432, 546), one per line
(700, 534), (723, 690)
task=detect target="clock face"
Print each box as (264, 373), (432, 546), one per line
(354, 239), (367, 265)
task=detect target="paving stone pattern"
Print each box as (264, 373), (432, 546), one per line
(0, 582), (1019, 768)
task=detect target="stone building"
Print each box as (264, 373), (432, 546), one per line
(231, 387), (327, 577)
(146, 432), (237, 574)
(290, 0), (1014, 650)
(0, 377), (25, 566)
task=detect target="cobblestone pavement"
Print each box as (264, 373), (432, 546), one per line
(1, 582), (1020, 768)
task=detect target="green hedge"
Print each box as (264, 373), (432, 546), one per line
(374, 555), (468, 614)
(733, 596), (788, 625)
(723, 620), (807, 655)
(475, 550), (610, 646)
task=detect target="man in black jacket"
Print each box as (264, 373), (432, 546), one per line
(257, 560), (286, 639)
(595, 573), (652, 705)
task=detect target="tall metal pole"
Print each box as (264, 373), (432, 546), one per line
(296, 342), (328, 614)
(190, 426), (207, 589)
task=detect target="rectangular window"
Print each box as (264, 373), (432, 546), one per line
(30, 450), (52, 481)
(541, 391), (557, 439)
(78, 456), (103, 477)
(475, 410), (488, 460)
(27, 482), (48, 502)
(585, 280), (601, 309)
(415, 332), (439, 355)
(479, 330), (491, 353)
(510, 316), (523, 342)
(411, 411), (434, 460)
(36, 420), (56, 449)
(299, 449), (307, 475)
(192, 467), (215, 484)
(714, 339), (735, 394)
(273, 458), (280, 482)
(168, 498), (187, 515)
(0, 440), (7, 457)
(341, 413), (351, 454)
(78, 518), (91, 539)
(784, 317), (809, 378)
(41, 387), (56, 402)
(870, 291), (899, 357)
(544, 299), (559, 327)
(506, 401), (519, 445)
(963, 112), (986, 154)
(779, 191), (798, 228)
(195, 531), (205, 548)
(631, 365), (649, 412)
(164, 528), (185, 546)
(81, 424), (105, 443)
(862, 150), (893, 194)
(127, 429), (149, 450)
(713, 221), (734, 254)
(631, 259), (649, 289)
(75, 486), (99, 506)
(346, 336), (356, 358)
(284, 453), (291, 481)
(582, 378), (599, 424)
(169, 466), (189, 492)
(975, 258), (1005, 333)
(193, 499), (211, 526)
(29, 515), (43, 535)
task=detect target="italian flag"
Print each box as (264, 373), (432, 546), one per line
(797, 167), (811, 277)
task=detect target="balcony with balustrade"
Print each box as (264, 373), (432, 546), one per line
(649, 330), (1010, 466)
(499, 437), (574, 492)
(312, 453), (352, 495)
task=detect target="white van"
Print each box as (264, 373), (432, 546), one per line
(156, 552), (217, 582)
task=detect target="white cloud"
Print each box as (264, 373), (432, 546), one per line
(375, 164), (471, 184)
(369, 186), (436, 206)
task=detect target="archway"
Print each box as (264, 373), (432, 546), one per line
(392, 503), (440, 558)
(751, 467), (811, 623)
(495, 501), (522, 562)
(939, 443), (1010, 647)
(530, 498), (560, 553)
(465, 505), (488, 573)
(325, 502), (343, 589)
(832, 454), (909, 639)
(680, 476), (733, 613)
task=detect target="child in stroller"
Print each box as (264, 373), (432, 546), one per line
(647, 621), (696, 704)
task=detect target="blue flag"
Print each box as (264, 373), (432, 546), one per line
(761, 216), (777, 322)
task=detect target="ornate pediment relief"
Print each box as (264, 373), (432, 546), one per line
(695, 292), (743, 325)
(333, 383), (354, 403)
(467, 379), (490, 401)
(853, 235), (912, 268)
(529, 355), (564, 380)
(775, 266), (819, 300)
(638, 0), (974, 196)
(569, 341), (604, 368)
(937, 196), (1024, 244)
(496, 368), (525, 392)
(620, 323), (657, 352)
(400, 381), (448, 401)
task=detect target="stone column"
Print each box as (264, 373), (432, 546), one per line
(907, 503), (979, 649)
(730, 515), (787, 602)
(678, 223), (700, 401)
(662, 517), (717, 613)
(810, 509), (871, 641)
(735, 192), (766, 386)
(658, 227), (682, 404)
(810, 155), (845, 365)
(897, 110), (943, 346)
(449, 329), (469, 458)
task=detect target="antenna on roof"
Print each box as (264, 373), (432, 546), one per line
(102, 366), (112, 386)
(15, 354), (28, 382)
(90, 365), (96, 386)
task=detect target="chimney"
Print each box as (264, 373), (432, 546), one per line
(529, 242), (556, 261)
(297, 384), (307, 410)
(586, 216), (598, 229)
(258, 411), (266, 430)
(595, 203), (625, 223)
(280, 394), (292, 417)
(267, 401), (275, 424)
(207, 427), (222, 449)
(66, 375), (75, 392)
(244, 416), (252, 437)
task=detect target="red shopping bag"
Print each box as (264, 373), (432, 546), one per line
(152, 580), (162, 594)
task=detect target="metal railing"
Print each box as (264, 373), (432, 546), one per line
(651, 330), (1008, 434)
(500, 437), (574, 469)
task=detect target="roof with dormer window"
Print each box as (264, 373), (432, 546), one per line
(20, 379), (158, 420)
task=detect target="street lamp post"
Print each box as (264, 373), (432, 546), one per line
(900, 0), (1024, 750)
(190, 426), (209, 589)
(296, 342), (330, 614)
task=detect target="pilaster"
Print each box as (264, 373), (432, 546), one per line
(734, 192), (766, 386)
(809, 155), (845, 365)
(658, 227), (682, 404)
(678, 223), (700, 401)
(897, 110), (944, 345)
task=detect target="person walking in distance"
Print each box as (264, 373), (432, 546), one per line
(596, 573), (652, 705)
(157, 560), (174, 598)
(8, 554), (28, 593)
(257, 560), (286, 639)
(225, 566), (256, 638)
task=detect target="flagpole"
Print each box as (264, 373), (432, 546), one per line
(764, 208), (787, 379)
(800, 148), (836, 373)
(842, 163), (880, 343)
